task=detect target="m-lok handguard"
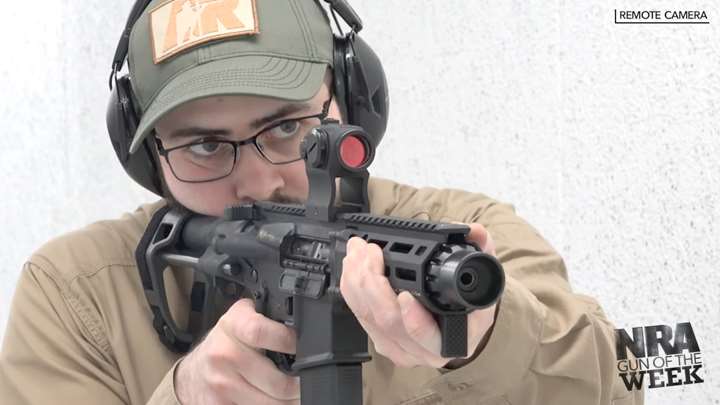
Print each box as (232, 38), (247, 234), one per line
(136, 121), (505, 405)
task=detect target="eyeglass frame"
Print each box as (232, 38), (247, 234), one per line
(154, 94), (334, 183)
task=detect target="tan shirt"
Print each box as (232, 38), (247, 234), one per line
(0, 178), (642, 405)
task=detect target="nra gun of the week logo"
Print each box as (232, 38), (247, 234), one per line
(615, 322), (704, 391)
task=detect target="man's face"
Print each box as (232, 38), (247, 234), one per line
(154, 79), (340, 217)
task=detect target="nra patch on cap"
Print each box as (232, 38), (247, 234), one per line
(150, 0), (259, 64)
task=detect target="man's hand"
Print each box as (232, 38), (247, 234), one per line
(174, 299), (301, 405)
(340, 223), (498, 369)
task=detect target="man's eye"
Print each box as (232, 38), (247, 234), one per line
(187, 141), (221, 157)
(268, 120), (301, 139)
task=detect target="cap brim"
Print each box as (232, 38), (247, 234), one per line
(129, 55), (328, 153)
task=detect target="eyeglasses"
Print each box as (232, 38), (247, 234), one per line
(155, 95), (333, 183)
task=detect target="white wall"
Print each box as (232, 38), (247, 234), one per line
(1, 1), (718, 403)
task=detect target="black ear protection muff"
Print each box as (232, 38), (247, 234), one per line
(106, 0), (389, 196)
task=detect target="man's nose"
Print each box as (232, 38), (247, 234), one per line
(228, 145), (284, 201)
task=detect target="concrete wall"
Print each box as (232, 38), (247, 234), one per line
(1, 1), (717, 403)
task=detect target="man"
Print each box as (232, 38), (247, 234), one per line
(0, 1), (642, 404)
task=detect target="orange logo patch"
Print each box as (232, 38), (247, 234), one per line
(150, 0), (259, 64)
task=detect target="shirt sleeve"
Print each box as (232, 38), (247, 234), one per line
(0, 262), (128, 404)
(368, 177), (644, 405)
(145, 360), (183, 405)
(0, 262), (181, 405)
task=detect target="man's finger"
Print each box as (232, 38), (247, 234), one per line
(356, 315), (419, 368)
(453, 221), (496, 255)
(397, 292), (442, 354)
(222, 299), (297, 354)
(232, 344), (301, 401)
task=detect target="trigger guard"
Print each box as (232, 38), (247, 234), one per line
(266, 350), (297, 375)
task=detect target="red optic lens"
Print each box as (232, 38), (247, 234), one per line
(339, 135), (367, 168)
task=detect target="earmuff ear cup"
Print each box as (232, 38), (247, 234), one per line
(107, 76), (133, 165)
(106, 75), (163, 195)
(332, 35), (351, 127)
(332, 35), (389, 148)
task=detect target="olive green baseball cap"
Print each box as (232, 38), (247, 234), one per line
(127, 0), (334, 154)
